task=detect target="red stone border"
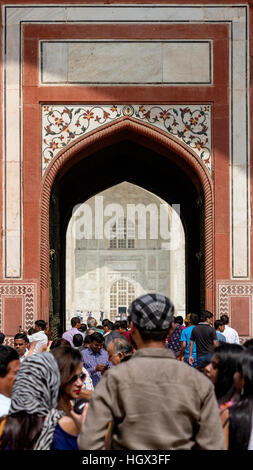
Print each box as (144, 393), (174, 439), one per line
(40, 116), (214, 314)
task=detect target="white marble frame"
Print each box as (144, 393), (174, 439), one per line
(2, 4), (250, 280)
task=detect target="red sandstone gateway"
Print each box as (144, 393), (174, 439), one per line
(0, 0), (252, 343)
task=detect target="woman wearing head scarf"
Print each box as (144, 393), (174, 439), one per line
(0, 352), (87, 450)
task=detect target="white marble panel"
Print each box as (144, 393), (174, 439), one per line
(233, 20), (248, 41)
(65, 6), (205, 23)
(67, 42), (162, 84)
(233, 41), (247, 91)
(232, 165), (249, 277)
(162, 42), (211, 83)
(202, 6), (245, 22)
(42, 40), (211, 85)
(5, 162), (20, 227)
(5, 232), (21, 277)
(5, 89), (20, 163)
(41, 42), (68, 83)
(5, 160), (21, 274)
(232, 89), (247, 165)
(6, 7), (66, 25)
(107, 262), (137, 271)
(5, 25), (20, 89)
(232, 227), (248, 277)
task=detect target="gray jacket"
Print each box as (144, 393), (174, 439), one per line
(78, 347), (225, 450)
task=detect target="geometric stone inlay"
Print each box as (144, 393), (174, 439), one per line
(42, 104), (211, 175)
(216, 282), (253, 338)
(0, 283), (37, 337)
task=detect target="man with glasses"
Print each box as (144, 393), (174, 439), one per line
(107, 338), (133, 365)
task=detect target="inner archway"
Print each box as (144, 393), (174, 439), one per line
(65, 182), (186, 327)
(47, 131), (207, 337)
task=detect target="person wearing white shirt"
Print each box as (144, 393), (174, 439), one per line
(27, 320), (48, 354)
(220, 315), (240, 344)
(0, 345), (20, 417)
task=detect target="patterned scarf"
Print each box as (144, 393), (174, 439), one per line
(9, 352), (64, 450)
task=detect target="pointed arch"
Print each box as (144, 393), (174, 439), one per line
(40, 116), (214, 315)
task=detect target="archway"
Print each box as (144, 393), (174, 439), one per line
(40, 117), (213, 337)
(65, 182), (186, 326)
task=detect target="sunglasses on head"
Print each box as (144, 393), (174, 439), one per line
(69, 372), (86, 384)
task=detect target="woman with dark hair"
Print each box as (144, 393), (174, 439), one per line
(50, 346), (86, 415)
(50, 338), (71, 350)
(224, 346), (253, 450)
(0, 352), (87, 450)
(204, 343), (243, 407)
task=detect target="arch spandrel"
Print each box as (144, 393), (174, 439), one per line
(42, 104), (212, 176)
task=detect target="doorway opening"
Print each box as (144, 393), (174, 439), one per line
(65, 182), (186, 328)
(48, 137), (205, 337)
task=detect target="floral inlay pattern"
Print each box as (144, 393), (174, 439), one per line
(42, 104), (211, 175)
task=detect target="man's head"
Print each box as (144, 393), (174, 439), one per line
(71, 316), (81, 329)
(175, 316), (184, 326)
(112, 321), (126, 333)
(107, 338), (133, 365)
(102, 319), (113, 334)
(79, 323), (87, 333)
(214, 319), (225, 333)
(0, 345), (20, 397)
(28, 327), (36, 335)
(83, 335), (92, 348)
(34, 320), (47, 332)
(190, 313), (199, 326)
(0, 332), (5, 345)
(202, 311), (213, 325)
(120, 320), (127, 331)
(128, 293), (174, 348)
(89, 332), (104, 353)
(87, 317), (97, 329)
(73, 333), (84, 348)
(14, 333), (29, 357)
(220, 314), (229, 326)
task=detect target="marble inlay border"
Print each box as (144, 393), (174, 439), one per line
(0, 283), (37, 334)
(2, 4), (250, 280)
(42, 104), (211, 175)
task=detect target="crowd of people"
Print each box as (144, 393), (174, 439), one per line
(0, 294), (253, 450)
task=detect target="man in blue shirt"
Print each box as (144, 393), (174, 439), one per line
(214, 319), (227, 344)
(179, 313), (199, 367)
(81, 332), (111, 387)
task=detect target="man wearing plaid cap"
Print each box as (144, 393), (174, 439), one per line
(78, 294), (225, 450)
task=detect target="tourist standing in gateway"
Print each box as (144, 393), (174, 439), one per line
(62, 317), (85, 348)
(220, 314), (240, 344)
(189, 311), (218, 368)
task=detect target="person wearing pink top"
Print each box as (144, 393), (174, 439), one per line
(62, 317), (84, 348)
